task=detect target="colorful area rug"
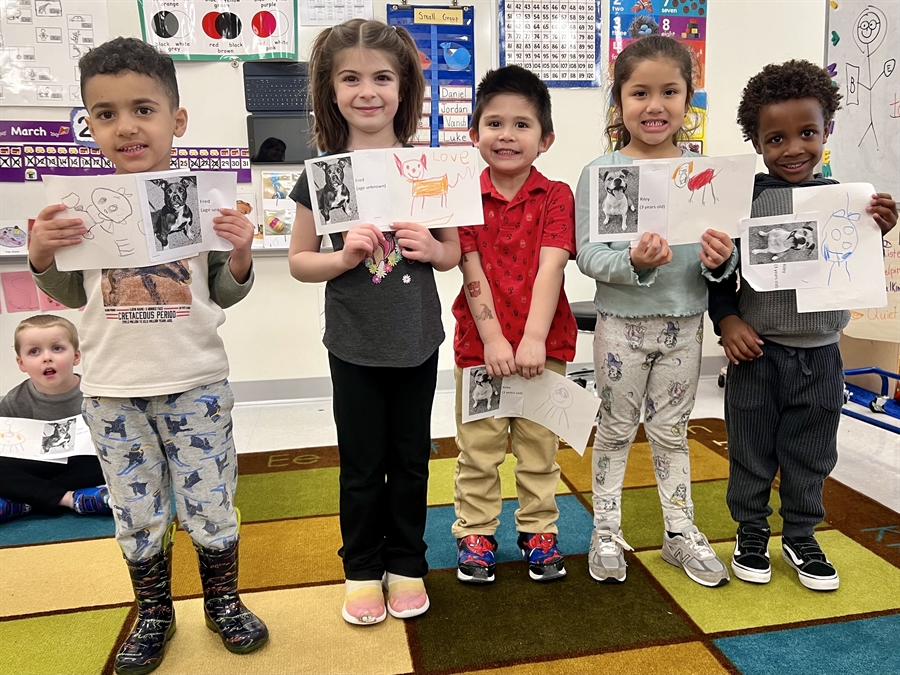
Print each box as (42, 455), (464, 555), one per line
(2, 419), (899, 675)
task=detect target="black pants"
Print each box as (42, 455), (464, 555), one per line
(0, 455), (106, 514)
(329, 350), (438, 580)
(724, 341), (843, 538)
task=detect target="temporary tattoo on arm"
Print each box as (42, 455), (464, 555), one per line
(475, 304), (493, 321)
(466, 281), (481, 298)
(462, 254), (469, 263)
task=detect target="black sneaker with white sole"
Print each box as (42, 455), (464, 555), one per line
(732, 525), (771, 584)
(781, 535), (839, 591)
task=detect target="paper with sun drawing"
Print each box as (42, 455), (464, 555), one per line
(46, 171), (234, 271)
(635, 154), (756, 245)
(739, 213), (823, 292)
(793, 182), (888, 313)
(307, 148), (482, 236)
(0, 415), (95, 462)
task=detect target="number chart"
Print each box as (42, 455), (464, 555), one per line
(499, 0), (602, 88)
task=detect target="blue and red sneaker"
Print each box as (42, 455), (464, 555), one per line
(0, 497), (31, 523)
(518, 532), (566, 582)
(72, 486), (112, 515)
(457, 534), (498, 584)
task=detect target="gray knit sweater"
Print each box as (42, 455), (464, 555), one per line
(708, 174), (850, 348)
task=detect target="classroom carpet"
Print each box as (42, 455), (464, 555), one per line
(1, 419), (899, 675)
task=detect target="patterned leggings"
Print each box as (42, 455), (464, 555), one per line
(591, 313), (703, 534)
(81, 379), (239, 561)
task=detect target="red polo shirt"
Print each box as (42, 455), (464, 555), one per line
(453, 167), (577, 367)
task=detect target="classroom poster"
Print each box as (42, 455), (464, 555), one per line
(826, 0), (900, 342)
(500, 0), (602, 87)
(387, 5), (475, 146)
(138, 0), (298, 60)
(260, 171), (300, 248)
(0, 0), (109, 107)
(298, 0), (373, 26)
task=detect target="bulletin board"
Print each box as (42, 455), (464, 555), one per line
(499, 0), (601, 87)
(826, 0), (900, 343)
(387, 4), (476, 146)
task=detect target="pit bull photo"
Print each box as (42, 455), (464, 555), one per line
(600, 168), (636, 232)
(751, 224), (817, 262)
(315, 157), (355, 225)
(149, 176), (198, 249)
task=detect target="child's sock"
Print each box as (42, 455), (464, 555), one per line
(342, 579), (386, 626)
(0, 497), (31, 523)
(384, 573), (430, 618)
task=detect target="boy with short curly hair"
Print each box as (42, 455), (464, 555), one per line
(709, 59), (896, 591)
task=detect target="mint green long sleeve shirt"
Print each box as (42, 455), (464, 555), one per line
(575, 150), (737, 318)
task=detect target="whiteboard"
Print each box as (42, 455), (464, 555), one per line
(826, 0), (900, 342)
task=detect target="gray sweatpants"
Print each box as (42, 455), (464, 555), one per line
(724, 341), (842, 538)
(591, 312), (704, 534)
(81, 379), (239, 561)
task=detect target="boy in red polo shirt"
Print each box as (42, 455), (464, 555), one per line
(451, 65), (576, 584)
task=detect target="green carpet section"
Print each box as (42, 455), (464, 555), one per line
(413, 557), (694, 673)
(427, 455), (571, 506)
(235, 466), (339, 521)
(0, 607), (129, 675)
(635, 530), (900, 634)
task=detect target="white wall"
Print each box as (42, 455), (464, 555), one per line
(0, 0), (828, 397)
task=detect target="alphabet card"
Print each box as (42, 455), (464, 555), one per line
(588, 162), (669, 243)
(633, 154), (756, 245)
(793, 183), (888, 313)
(307, 147), (482, 235)
(46, 171), (236, 270)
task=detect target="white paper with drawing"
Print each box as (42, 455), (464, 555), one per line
(588, 163), (668, 243)
(634, 154), (756, 245)
(46, 171), (235, 271)
(462, 367), (600, 453)
(307, 148), (482, 235)
(0, 415), (95, 462)
(794, 183), (888, 312)
(740, 213), (823, 292)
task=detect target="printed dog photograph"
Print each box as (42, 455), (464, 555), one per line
(312, 157), (359, 227)
(597, 168), (639, 236)
(144, 176), (202, 253)
(748, 221), (819, 265)
(468, 366), (502, 416)
(41, 419), (76, 455)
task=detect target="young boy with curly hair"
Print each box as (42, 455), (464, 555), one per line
(29, 37), (267, 673)
(708, 59), (896, 591)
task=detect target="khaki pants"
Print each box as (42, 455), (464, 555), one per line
(451, 358), (566, 538)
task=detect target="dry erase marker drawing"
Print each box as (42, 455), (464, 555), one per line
(672, 161), (720, 205)
(823, 194), (860, 284)
(62, 187), (142, 258)
(846, 5), (896, 149)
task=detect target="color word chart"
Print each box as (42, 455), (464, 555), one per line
(387, 5), (476, 146)
(500, 0), (602, 87)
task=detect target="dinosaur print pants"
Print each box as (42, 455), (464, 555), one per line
(81, 379), (239, 561)
(591, 313), (703, 535)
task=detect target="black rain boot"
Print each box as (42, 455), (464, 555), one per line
(195, 537), (269, 654)
(114, 524), (176, 675)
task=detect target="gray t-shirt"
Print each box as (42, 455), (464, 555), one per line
(290, 161), (444, 368)
(0, 378), (83, 420)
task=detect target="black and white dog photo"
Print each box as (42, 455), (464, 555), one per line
(748, 221), (818, 265)
(313, 157), (358, 226)
(597, 168), (640, 236)
(145, 176), (201, 252)
(468, 366), (502, 416)
(41, 419), (76, 455)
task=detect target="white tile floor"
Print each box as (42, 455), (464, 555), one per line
(231, 375), (900, 514)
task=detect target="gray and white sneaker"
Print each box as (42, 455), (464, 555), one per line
(661, 525), (730, 587)
(588, 528), (634, 583)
